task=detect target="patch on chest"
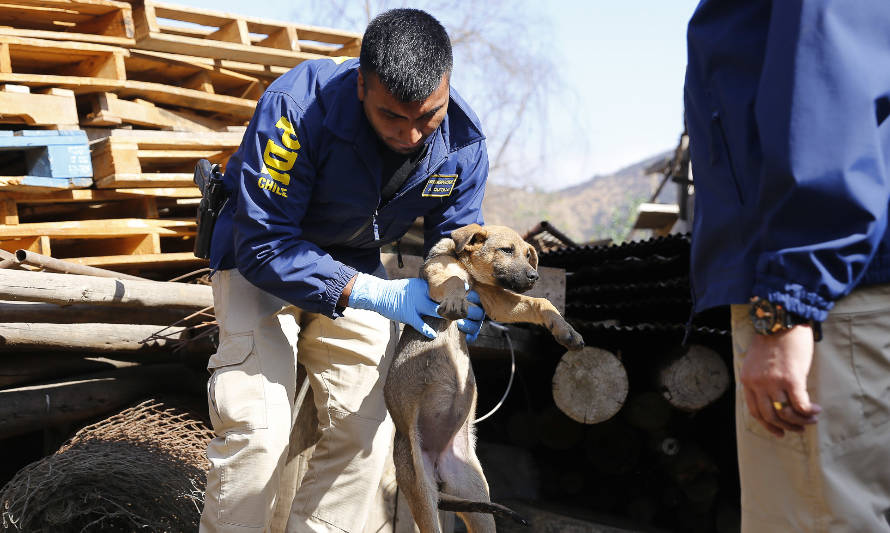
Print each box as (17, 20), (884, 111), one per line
(421, 174), (457, 197)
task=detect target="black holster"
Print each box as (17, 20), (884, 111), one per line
(193, 159), (228, 259)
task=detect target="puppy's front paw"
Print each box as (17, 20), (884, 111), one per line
(437, 294), (468, 321)
(550, 319), (585, 350)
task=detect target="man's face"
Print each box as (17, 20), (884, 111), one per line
(357, 70), (449, 154)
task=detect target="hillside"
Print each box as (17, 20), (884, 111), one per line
(482, 152), (673, 244)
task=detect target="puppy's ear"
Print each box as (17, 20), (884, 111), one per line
(526, 244), (539, 269)
(451, 224), (487, 253)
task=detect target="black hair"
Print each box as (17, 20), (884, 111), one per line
(360, 8), (453, 103)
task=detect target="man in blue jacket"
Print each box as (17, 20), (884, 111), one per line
(686, 1), (890, 530)
(199, 9), (488, 532)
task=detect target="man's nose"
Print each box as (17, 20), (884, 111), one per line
(404, 128), (422, 145)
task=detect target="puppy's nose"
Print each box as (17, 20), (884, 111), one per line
(526, 270), (539, 282)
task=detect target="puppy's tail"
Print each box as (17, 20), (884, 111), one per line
(437, 492), (528, 526)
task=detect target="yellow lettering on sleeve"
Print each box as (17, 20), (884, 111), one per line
(275, 117), (301, 151)
(263, 139), (297, 174)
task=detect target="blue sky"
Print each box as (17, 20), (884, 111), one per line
(171, 1), (701, 189)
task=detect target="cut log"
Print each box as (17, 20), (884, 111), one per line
(657, 344), (730, 412)
(0, 268), (212, 309)
(0, 322), (191, 354)
(0, 363), (205, 439)
(0, 300), (199, 325)
(552, 346), (628, 424)
(0, 353), (136, 388)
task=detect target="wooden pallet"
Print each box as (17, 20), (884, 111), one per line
(0, 35), (257, 119)
(0, 0), (135, 46)
(0, 84), (79, 128)
(132, 0), (360, 68)
(88, 129), (241, 188)
(0, 217), (195, 259)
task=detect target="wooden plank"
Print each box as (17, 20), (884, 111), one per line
(135, 30), (329, 68)
(94, 173), (195, 188)
(111, 48), (289, 81)
(80, 93), (230, 131)
(69, 251), (206, 269)
(0, 187), (198, 204)
(0, 218), (194, 238)
(0, 176), (93, 191)
(0, 85), (79, 128)
(0, 72), (256, 119)
(86, 128), (244, 147)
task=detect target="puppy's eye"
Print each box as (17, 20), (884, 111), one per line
(499, 246), (514, 254)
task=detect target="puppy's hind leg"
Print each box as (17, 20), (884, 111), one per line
(393, 428), (441, 533)
(436, 422), (498, 533)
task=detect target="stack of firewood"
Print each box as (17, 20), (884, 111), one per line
(0, 261), (215, 440)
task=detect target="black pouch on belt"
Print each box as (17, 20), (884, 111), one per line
(193, 158), (228, 259)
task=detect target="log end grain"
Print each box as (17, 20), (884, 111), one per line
(552, 346), (628, 424)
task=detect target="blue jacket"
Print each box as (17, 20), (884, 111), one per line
(685, 0), (890, 322)
(210, 58), (488, 318)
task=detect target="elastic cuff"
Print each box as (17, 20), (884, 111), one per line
(752, 278), (833, 322)
(325, 264), (358, 319)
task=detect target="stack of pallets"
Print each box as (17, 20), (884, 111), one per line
(0, 0), (361, 277)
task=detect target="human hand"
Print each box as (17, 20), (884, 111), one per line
(740, 325), (822, 437)
(347, 274), (440, 338)
(455, 290), (485, 343)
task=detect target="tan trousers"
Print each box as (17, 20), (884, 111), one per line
(731, 283), (890, 532)
(199, 269), (398, 533)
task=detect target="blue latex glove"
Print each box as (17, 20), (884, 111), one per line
(347, 273), (441, 338)
(455, 290), (485, 344)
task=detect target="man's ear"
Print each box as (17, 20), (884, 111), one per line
(451, 224), (487, 253)
(357, 70), (365, 101)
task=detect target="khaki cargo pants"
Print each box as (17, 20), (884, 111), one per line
(199, 268), (398, 533)
(731, 283), (890, 532)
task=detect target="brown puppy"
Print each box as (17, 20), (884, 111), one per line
(384, 224), (584, 533)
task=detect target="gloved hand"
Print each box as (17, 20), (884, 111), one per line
(455, 290), (485, 344)
(347, 273), (441, 338)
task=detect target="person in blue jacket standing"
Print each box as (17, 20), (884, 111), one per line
(686, 1), (890, 530)
(199, 9), (488, 533)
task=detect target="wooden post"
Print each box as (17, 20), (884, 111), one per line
(552, 346), (628, 424)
